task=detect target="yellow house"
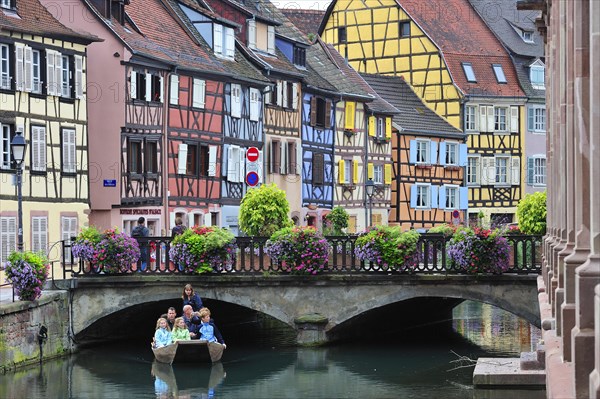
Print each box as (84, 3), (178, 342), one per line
(320, 0), (527, 225)
(0, 0), (96, 263)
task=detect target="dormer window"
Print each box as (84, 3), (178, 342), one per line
(1, 0), (15, 9)
(214, 24), (235, 59)
(522, 30), (534, 43)
(462, 62), (477, 83)
(293, 46), (305, 67)
(530, 60), (545, 89)
(247, 20), (275, 54)
(492, 64), (507, 83)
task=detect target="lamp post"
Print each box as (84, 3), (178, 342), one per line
(365, 178), (374, 228)
(11, 131), (27, 252)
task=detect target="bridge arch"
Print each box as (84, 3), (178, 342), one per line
(66, 274), (539, 344)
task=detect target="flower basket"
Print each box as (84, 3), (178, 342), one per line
(447, 227), (510, 274)
(169, 226), (237, 273)
(2, 251), (49, 301)
(73, 227), (140, 273)
(265, 226), (331, 275)
(354, 226), (420, 272)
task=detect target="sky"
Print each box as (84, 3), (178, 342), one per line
(273, 0), (333, 11)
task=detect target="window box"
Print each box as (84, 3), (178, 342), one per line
(416, 164), (433, 170)
(341, 184), (356, 192)
(444, 165), (461, 171)
(373, 137), (389, 144)
(343, 129), (356, 138)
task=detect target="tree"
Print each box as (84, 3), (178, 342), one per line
(324, 206), (349, 235)
(239, 183), (292, 237)
(517, 191), (547, 235)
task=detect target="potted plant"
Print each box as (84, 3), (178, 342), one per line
(2, 251), (49, 301)
(169, 226), (237, 273)
(71, 226), (102, 270)
(446, 227), (510, 274)
(265, 226), (331, 275)
(354, 226), (420, 272)
(94, 228), (141, 274)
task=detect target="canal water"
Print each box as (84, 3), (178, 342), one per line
(1, 301), (543, 399)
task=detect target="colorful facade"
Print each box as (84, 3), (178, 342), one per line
(0, 0), (95, 262)
(320, 0), (527, 226)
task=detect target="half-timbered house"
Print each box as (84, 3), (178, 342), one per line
(308, 40), (399, 232)
(0, 0), (96, 263)
(469, 0), (547, 196)
(362, 74), (467, 230)
(319, 0), (527, 226)
(165, 0), (269, 234)
(203, 0), (307, 224)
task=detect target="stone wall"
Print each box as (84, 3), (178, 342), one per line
(0, 291), (73, 373)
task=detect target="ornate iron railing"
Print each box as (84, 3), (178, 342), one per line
(61, 233), (542, 277)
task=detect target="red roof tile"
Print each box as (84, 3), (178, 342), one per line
(398, 0), (525, 98)
(1, 0), (97, 42)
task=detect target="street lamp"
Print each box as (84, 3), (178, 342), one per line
(365, 178), (374, 228)
(11, 131), (27, 252)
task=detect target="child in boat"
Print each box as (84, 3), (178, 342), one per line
(171, 317), (191, 342)
(198, 307), (226, 348)
(182, 283), (203, 312)
(154, 317), (172, 348)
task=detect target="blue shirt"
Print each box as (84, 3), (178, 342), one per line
(154, 328), (172, 348)
(199, 322), (217, 342)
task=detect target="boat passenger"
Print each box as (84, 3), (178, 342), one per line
(171, 317), (191, 342)
(153, 317), (172, 348)
(182, 284), (203, 312)
(198, 307), (226, 349)
(182, 305), (201, 339)
(160, 307), (177, 330)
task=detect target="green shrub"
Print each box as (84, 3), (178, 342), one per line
(239, 183), (292, 236)
(517, 191), (547, 235)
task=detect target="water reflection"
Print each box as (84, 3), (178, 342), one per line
(0, 301), (544, 399)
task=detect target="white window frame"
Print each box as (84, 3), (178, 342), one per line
(530, 155), (547, 186)
(462, 62), (476, 82)
(492, 64), (507, 83)
(416, 184), (430, 209)
(376, 117), (385, 139)
(31, 216), (48, 254)
(522, 30), (534, 43)
(31, 125), (46, 172)
(1, 0), (12, 8)
(530, 60), (545, 90)
(62, 128), (76, 174)
(343, 159), (351, 184)
(192, 78), (206, 108)
(373, 164), (383, 184)
(445, 142), (458, 166)
(444, 185), (459, 210)
(1, 216), (16, 264)
(416, 140), (429, 164)
(528, 105), (546, 133)
(1, 124), (10, 170)
(467, 155), (480, 186)
(465, 105), (477, 132)
(247, 19), (256, 49)
(494, 107), (508, 132)
(0, 43), (10, 89)
(213, 23), (223, 55)
(224, 27), (235, 59)
(61, 55), (70, 97)
(267, 26), (275, 54)
(495, 155), (510, 185)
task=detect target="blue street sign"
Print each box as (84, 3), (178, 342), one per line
(246, 171), (259, 187)
(103, 179), (117, 187)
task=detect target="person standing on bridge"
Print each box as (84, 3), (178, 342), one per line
(132, 217), (150, 271)
(182, 284), (203, 312)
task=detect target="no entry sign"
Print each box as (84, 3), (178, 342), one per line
(247, 146), (259, 162)
(246, 171), (259, 186)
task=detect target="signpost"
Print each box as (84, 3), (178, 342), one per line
(452, 209), (460, 225)
(246, 146), (259, 162)
(246, 171), (259, 187)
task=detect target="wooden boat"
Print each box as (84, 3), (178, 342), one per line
(152, 340), (224, 364)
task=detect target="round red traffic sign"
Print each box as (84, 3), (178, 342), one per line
(246, 171), (259, 186)
(452, 210), (460, 219)
(247, 147), (259, 162)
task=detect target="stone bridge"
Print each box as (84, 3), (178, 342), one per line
(60, 273), (540, 345)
